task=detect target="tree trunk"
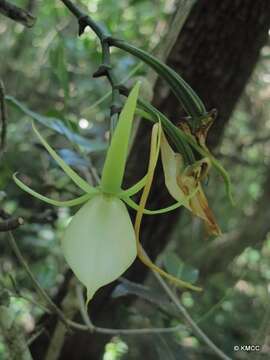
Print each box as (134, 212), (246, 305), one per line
(30, 1), (270, 359)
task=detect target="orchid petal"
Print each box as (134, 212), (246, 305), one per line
(160, 131), (221, 236)
(123, 185), (199, 215)
(32, 122), (95, 194)
(120, 174), (147, 197)
(13, 173), (94, 207)
(134, 122), (202, 291)
(123, 196), (184, 215)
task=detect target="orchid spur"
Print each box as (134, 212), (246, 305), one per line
(14, 83), (201, 302)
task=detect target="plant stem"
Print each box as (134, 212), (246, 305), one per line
(145, 247), (232, 360)
(75, 285), (185, 335)
(60, 0), (121, 131)
(7, 231), (188, 338)
(0, 0), (35, 27)
(0, 80), (7, 151)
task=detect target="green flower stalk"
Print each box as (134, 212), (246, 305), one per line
(14, 83), (201, 302)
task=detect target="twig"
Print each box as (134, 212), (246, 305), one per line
(0, 209), (24, 232)
(75, 284), (185, 335)
(61, 0), (121, 130)
(0, 80), (7, 151)
(27, 327), (45, 346)
(143, 247), (232, 360)
(0, 0), (35, 27)
(7, 231), (185, 337)
(0, 215), (24, 231)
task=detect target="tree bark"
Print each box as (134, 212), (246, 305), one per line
(30, 1), (270, 359)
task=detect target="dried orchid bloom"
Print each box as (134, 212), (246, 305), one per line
(160, 128), (221, 236)
(178, 109), (216, 150)
(14, 83), (201, 302)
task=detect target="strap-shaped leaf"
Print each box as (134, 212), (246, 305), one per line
(101, 82), (140, 194)
(13, 173), (94, 206)
(136, 99), (195, 165)
(32, 122), (96, 194)
(6, 96), (106, 153)
(110, 39), (206, 124)
(137, 99), (234, 205)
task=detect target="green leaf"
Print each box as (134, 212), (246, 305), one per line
(163, 253), (199, 285)
(5, 96), (107, 153)
(32, 122), (96, 194)
(136, 98), (195, 165)
(13, 173), (94, 207)
(137, 99), (234, 204)
(101, 82), (140, 194)
(110, 39), (206, 124)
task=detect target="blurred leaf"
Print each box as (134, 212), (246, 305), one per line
(112, 278), (168, 304)
(163, 253), (199, 284)
(112, 278), (180, 318)
(50, 42), (69, 100)
(58, 149), (89, 168)
(5, 96), (107, 153)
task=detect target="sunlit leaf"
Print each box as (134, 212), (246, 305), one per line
(5, 96), (107, 153)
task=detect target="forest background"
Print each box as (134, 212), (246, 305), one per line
(1, 0), (270, 359)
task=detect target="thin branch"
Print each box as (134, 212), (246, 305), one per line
(0, 0), (35, 27)
(142, 247), (232, 360)
(0, 209), (24, 232)
(75, 284), (185, 335)
(60, 0), (121, 129)
(0, 80), (7, 151)
(7, 231), (185, 338)
(0, 215), (24, 231)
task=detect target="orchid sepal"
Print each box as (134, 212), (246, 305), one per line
(100, 82), (140, 195)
